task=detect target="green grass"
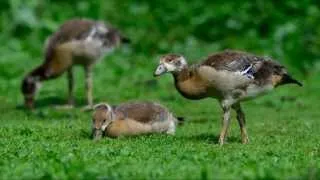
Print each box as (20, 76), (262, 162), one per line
(0, 50), (319, 179)
(1, 1), (319, 179)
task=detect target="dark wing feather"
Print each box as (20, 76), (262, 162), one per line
(200, 50), (301, 86)
(201, 50), (266, 74)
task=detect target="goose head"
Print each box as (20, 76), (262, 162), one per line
(154, 54), (187, 76)
(92, 103), (114, 140)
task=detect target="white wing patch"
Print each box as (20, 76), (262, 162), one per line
(82, 26), (112, 58)
(85, 27), (97, 42)
(95, 23), (109, 34)
(240, 64), (254, 79)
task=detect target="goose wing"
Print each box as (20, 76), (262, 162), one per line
(44, 19), (96, 61)
(201, 50), (267, 78)
(114, 102), (167, 123)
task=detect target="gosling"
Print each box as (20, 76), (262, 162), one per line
(92, 101), (181, 140)
(154, 50), (302, 145)
(21, 18), (130, 109)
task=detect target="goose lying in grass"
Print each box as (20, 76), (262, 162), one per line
(92, 101), (183, 140)
(154, 50), (302, 145)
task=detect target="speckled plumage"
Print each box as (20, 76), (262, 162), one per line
(154, 50), (302, 145)
(113, 101), (171, 123)
(92, 101), (180, 139)
(21, 18), (130, 109)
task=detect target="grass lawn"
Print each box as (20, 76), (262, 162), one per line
(0, 51), (319, 179)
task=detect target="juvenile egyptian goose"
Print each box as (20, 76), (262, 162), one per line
(21, 18), (130, 109)
(154, 50), (302, 145)
(92, 101), (181, 140)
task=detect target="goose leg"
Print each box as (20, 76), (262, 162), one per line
(232, 103), (249, 144)
(53, 68), (74, 110)
(82, 65), (93, 111)
(67, 68), (75, 106)
(218, 101), (232, 146)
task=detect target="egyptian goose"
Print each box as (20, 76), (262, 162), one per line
(92, 101), (181, 140)
(21, 18), (130, 109)
(154, 50), (302, 145)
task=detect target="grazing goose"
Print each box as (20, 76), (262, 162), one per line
(154, 50), (302, 145)
(92, 101), (181, 140)
(21, 18), (130, 109)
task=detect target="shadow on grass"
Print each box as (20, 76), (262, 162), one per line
(75, 128), (243, 145)
(16, 96), (89, 110)
(184, 133), (240, 144)
(186, 118), (210, 124)
(36, 97), (67, 107)
(36, 96), (89, 108)
(14, 97), (95, 121)
(80, 129), (92, 139)
(85, 132), (174, 142)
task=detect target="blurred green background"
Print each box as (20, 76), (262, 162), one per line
(0, 0), (319, 78)
(0, 1), (319, 179)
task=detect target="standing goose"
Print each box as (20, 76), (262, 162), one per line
(21, 18), (130, 109)
(154, 50), (302, 145)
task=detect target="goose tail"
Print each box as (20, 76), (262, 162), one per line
(281, 74), (303, 87)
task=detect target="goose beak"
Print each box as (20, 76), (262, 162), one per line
(93, 128), (103, 140)
(154, 64), (167, 77)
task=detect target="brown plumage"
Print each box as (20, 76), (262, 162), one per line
(21, 18), (130, 109)
(92, 101), (180, 140)
(154, 50), (302, 145)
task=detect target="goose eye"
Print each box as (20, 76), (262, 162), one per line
(175, 61), (181, 66)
